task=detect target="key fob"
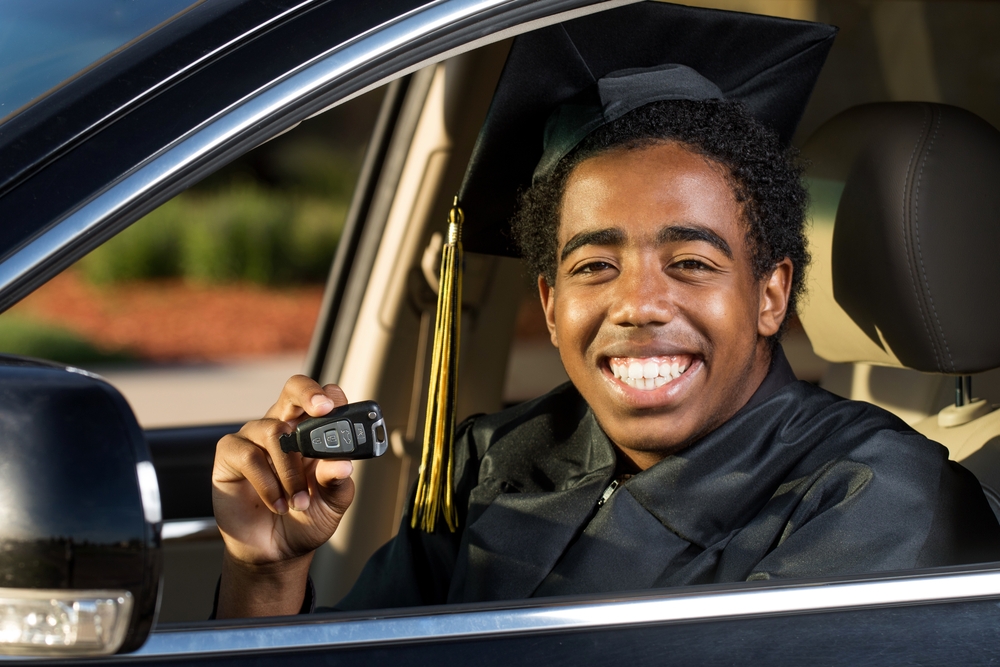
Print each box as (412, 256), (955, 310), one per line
(279, 400), (388, 459)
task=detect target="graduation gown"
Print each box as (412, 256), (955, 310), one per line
(336, 350), (1000, 610)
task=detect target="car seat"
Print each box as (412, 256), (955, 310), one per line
(797, 102), (1000, 517)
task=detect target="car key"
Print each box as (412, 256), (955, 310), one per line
(279, 400), (388, 459)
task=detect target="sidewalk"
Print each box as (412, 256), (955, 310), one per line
(93, 354), (305, 428)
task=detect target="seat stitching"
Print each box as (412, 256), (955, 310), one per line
(913, 109), (953, 369)
(901, 106), (941, 369)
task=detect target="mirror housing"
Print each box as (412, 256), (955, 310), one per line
(0, 356), (161, 656)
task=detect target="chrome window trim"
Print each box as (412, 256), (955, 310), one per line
(134, 568), (1000, 657)
(0, 0), (635, 307)
(161, 518), (220, 542)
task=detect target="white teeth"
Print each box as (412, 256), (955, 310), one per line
(610, 357), (694, 391)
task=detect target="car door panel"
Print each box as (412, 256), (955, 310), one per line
(119, 568), (1000, 664)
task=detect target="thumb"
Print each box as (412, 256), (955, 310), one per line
(313, 460), (356, 515)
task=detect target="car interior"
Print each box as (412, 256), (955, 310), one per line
(37, 0), (1000, 624)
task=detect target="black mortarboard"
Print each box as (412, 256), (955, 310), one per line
(412, 3), (837, 532)
(459, 2), (838, 256)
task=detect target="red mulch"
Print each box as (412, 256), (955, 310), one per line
(9, 271), (324, 362)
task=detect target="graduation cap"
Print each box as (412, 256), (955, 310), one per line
(412, 3), (838, 532)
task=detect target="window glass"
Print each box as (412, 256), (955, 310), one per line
(0, 0), (195, 119)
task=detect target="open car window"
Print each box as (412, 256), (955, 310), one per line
(304, 0), (1000, 614)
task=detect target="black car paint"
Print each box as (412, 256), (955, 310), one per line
(0, 356), (159, 653)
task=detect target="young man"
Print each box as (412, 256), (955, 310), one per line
(210, 8), (1000, 618)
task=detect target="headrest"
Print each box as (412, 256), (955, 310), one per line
(798, 102), (1000, 375)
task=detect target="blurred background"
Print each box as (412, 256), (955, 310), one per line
(0, 87), (385, 426)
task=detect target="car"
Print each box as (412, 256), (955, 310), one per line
(4, 0), (1000, 663)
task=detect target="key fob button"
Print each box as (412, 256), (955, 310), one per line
(354, 422), (367, 444)
(324, 429), (340, 449)
(335, 420), (355, 453)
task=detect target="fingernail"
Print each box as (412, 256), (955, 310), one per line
(311, 395), (334, 411)
(274, 498), (289, 515)
(336, 461), (353, 478)
(290, 491), (311, 512)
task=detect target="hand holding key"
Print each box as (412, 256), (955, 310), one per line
(212, 375), (362, 618)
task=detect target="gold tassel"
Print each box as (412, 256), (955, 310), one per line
(412, 197), (463, 532)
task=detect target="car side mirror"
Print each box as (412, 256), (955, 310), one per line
(0, 356), (161, 657)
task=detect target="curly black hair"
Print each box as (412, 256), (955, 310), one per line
(511, 99), (808, 340)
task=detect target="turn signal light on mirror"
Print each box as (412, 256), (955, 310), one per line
(0, 588), (133, 656)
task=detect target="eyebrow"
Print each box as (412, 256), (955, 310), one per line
(560, 228), (626, 262)
(657, 225), (733, 259)
(559, 224), (734, 263)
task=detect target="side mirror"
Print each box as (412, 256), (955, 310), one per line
(0, 356), (161, 656)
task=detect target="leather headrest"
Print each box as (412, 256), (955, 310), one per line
(798, 102), (1000, 374)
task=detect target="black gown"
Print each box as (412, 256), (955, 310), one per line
(335, 349), (1000, 610)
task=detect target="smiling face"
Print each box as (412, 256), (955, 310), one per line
(539, 141), (792, 470)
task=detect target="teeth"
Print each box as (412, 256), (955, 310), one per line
(609, 355), (693, 391)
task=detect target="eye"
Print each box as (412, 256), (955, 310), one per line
(671, 258), (712, 271)
(572, 260), (615, 275)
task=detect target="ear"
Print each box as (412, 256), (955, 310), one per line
(758, 257), (793, 338)
(537, 275), (559, 348)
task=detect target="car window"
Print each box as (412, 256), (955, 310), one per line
(0, 0), (196, 121)
(0, 87), (385, 428)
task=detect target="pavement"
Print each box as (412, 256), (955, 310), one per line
(93, 354), (307, 428)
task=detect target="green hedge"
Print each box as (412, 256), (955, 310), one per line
(0, 315), (133, 365)
(78, 183), (347, 285)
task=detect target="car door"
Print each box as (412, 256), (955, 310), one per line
(4, 0), (1000, 664)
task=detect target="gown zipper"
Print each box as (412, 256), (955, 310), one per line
(596, 479), (620, 508)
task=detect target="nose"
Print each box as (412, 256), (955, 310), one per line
(607, 258), (674, 328)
